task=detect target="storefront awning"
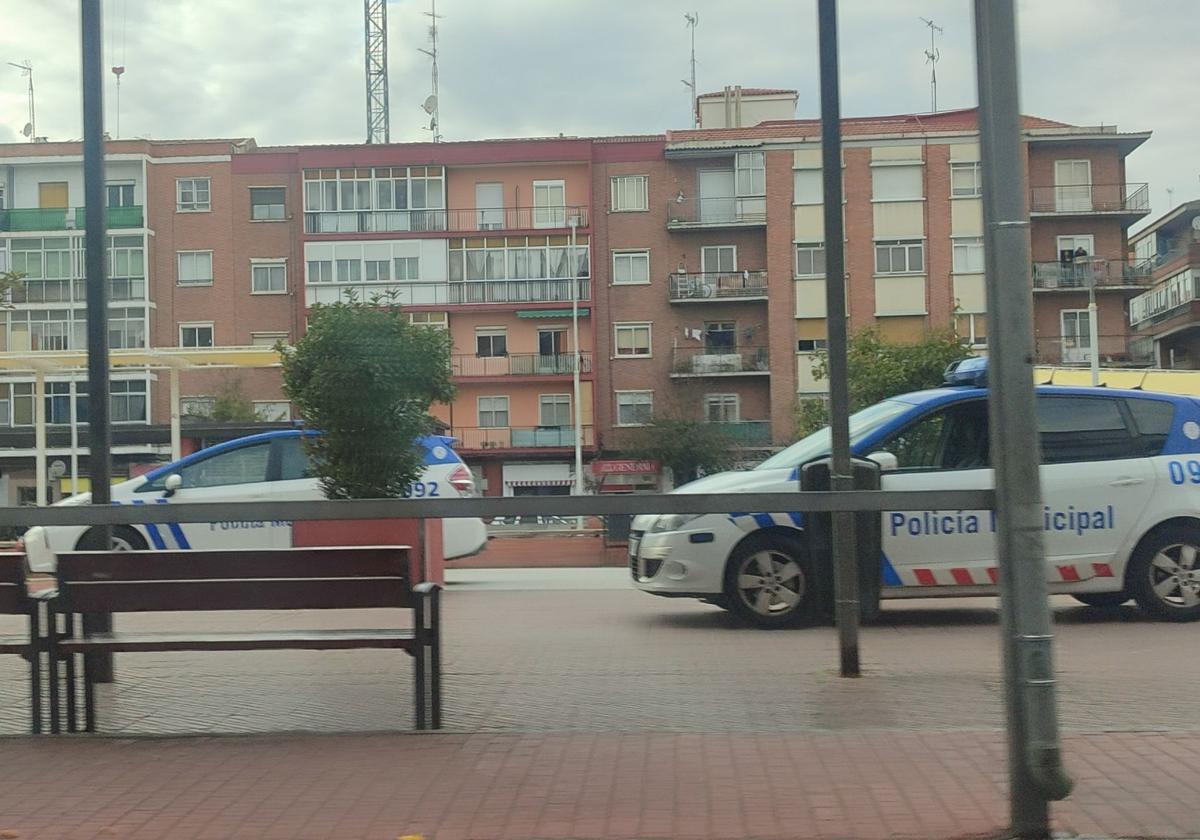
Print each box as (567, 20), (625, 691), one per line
(516, 308), (590, 319)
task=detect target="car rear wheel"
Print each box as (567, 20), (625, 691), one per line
(1072, 592), (1130, 608)
(1129, 525), (1200, 622)
(76, 525), (148, 553)
(722, 533), (818, 629)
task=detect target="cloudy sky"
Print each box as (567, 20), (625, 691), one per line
(1, 0), (1196, 222)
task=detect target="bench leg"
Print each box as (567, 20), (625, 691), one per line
(413, 595), (427, 731)
(28, 610), (41, 735)
(47, 613), (60, 735)
(64, 614), (77, 733)
(83, 653), (96, 733)
(430, 589), (442, 731)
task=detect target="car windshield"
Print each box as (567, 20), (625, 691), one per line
(754, 399), (914, 471)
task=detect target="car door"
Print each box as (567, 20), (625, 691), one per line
(877, 398), (995, 587)
(267, 434), (323, 547)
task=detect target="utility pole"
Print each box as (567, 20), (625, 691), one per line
(7, 61), (35, 141)
(921, 17), (942, 112)
(974, 0), (1072, 835)
(570, 216), (584, 528)
(683, 13), (699, 128)
(419, 0), (443, 142)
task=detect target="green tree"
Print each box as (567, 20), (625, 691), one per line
(280, 297), (455, 499)
(625, 417), (739, 486)
(209, 377), (258, 423)
(794, 328), (970, 437)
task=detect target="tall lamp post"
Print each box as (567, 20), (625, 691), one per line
(569, 214), (584, 527)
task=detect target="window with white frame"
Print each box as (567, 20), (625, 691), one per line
(612, 250), (650, 285)
(176, 177), (211, 212)
(610, 175), (648, 212)
(701, 245), (736, 273)
(614, 323), (651, 358)
(871, 165), (924, 201)
(476, 327), (508, 357)
(108, 235), (146, 300)
(106, 182), (135, 208)
(335, 258), (361, 283)
(179, 322), (214, 348)
(394, 256), (419, 281)
(251, 261), (287, 294)
(181, 396), (215, 418)
(0, 184), (5, 209)
(705, 393), (740, 423)
(478, 396), (509, 428)
(950, 162), (982, 197)
(364, 259), (390, 282)
(793, 169), (822, 205)
(110, 380), (148, 423)
(795, 242), (826, 277)
(875, 239), (925, 274)
(250, 187), (286, 221)
(616, 391), (653, 426)
(108, 308), (146, 349)
(254, 401), (291, 422)
(735, 152), (766, 196)
(539, 394), (572, 427)
(406, 311), (447, 329)
(956, 313), (987, 347)
(533, 180), (567, 228)
(952, 236), (985, 274)
(251, 331), (288, 346)
(307, 259), (332, 283)
(177, 250), (214, 286)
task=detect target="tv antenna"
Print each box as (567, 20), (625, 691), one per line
(920, 17), (942, 112)
(418, 0), (443, 142)
(682, 12), (699, 128)
(7, 61), (35, 142)
(109, 0), (128, 138)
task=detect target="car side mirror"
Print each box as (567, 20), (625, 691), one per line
(163, 473), (183, 498)
(865, 451), (899, 473)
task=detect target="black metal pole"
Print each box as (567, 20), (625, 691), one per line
(816, 0), (859, 677)
(81, 0), (114, 683)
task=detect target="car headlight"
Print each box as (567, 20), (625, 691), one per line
(649, 513), (702, 533)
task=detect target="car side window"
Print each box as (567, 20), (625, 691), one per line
(275, 436), (315, 481)
(177, 442), (271, 489)
(1036, 397), (1138, 464)
(878, 400), (989, 471)
(1125, 398), (1175, 457)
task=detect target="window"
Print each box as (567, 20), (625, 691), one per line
(872, 164), (924, 201)
(476, 327), (508, 357)
(249, 187), (286, 221)
(705, 393), (740, 423)
(704, 321), (737, 352)
(952, 236), (985, 274)
(539, 394), (571, 427)
(612, 250), (650, 285)
(610, 175), (648, 212)
(106, 182), (134, 207)
(875, 240), (924, 274)
(108, 308), (146, 349)
(251, 331), (289, 346)
(251, 261), (286, 294)
(1036, 397), (1138, 464)
(254, 401), (291, 422)
(181, 396), (215, 418)
(108, 235), (146, 300)
(533, 180), (566, 228)
(1126, 398), (1175, 457)
(1061, 309), (1092, 361)
(735, 152), (765, 196)
(878, 400), (990, 471)
(406, 312), (447, 329)
(176, 177), (211, 212)
(614, 323), (651, 358)
(276, 435), (315, 481)
(951, 162), (982, 197)
(701, 246), (736, 273)
(797, 339), (828, 352)
(795, 243), (826, 277)
(335, 258), (361, 283)
(956, 313), (987, 348)
(449, 236), (589, 284)
(179, 323), (214, 348)
(616, 391), (653, 426)
(307, 259), (332, 283)
(793, 169), (822, 205)
(110, 380), (147, 423)
(394, 256), (419, 280)
(177, 251), (214, 286)
(178, 442), (271, 488)
(478, 396), (509, 428)
(364, 259), (390, 282)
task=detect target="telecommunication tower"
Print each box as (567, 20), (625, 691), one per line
(365, 0), (390, 143)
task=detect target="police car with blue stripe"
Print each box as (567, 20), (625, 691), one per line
(631, 357), (1200, 627)
(22, 429), (487, 572)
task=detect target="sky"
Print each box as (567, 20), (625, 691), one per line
(1, 0), (1197, 224)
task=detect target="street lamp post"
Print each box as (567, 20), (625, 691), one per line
(569, 214), (584, 528)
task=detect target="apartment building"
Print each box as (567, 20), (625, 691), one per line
(1128, 200), (1200, 368)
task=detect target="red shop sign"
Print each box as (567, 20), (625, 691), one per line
(592, 459), (661, 475)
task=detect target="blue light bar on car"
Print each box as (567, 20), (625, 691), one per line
(944, 356), (987, 386)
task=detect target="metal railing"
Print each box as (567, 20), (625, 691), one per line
(1028, 183), (1150, 215)
(451, 425), (595, 450)
(450, 352), (593, 377)
(665, 197), (767, 228)
(1034, 334), (1155, 367)
(308, 278), (590, 307)
(671, 345), (771, 375)
(0, 206), (144, 232)
(710, 420), (772, 446)
(668, 270), (768, 301)
(303, 205), (589, 235)
(1031, 258), (1154, 289)
(1130, 265), (1200, 328)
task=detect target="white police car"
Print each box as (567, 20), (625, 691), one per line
(22, 429), (487, 572)
(632, 357), (1200, 627)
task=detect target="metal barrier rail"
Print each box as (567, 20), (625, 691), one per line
(0, 489), (995, 527)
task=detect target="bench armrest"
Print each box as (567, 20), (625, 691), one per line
(413, 582), (443, 595)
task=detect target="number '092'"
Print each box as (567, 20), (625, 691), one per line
(1167, 460), (1200, 485)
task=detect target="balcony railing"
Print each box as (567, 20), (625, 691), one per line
(451, 352), (593, 377)
(1031, 258), (1155, 289)
(451, 425), (595, 450)
(1034, 334), (1155, 368)
(0, 206), (144, 232)
(665, 197), (767, 229)
(668, 270), (768, 301)
(303, 205), (589, 235)
(671, 345), (771, 376)
(710, 420), (772, 446)
(1028, 183), (1150, 215)
(8, 277), (147, 305)
(306, 278), (590, 307)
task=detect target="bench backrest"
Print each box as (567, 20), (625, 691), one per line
(0, 552), (28, 615)
(54, 546), (414, 614)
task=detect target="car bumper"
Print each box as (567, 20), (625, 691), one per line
(443, 517), (488, 560)
(629, 528), (726, 596)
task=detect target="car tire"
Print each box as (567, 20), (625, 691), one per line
(722, 532), (819, 629)
(1129, 525), (1200, 622)
(76, 525), (148, 553)
(1072, 592), (1129, 608)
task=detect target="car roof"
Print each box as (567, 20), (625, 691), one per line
(892, 383), (1200, 411)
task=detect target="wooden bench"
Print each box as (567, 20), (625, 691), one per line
(46, 546), (441, 734)
(0, 552), (45, 734)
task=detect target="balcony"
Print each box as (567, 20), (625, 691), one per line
(303, 205), (589, 235)
(665, 197), (767, 231)
(452, 425), (595, 451)
(0, 206), (144, 232)
(1034, 334), (1155, 368)
(671, 345), (771, 377)
(1032, 258), (1154, 290)
(710, 420), (772, 447)
(1028, 183), (1150, 218)
(9, 277), (147, 305)
(668, 270), (768, 302)
(451, 352), (593, 378)
(306, 278), (590, 308)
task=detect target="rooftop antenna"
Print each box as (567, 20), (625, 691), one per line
(1167, 187), (1175, 208)
(920, 17), (943, 112)
(364, 0), (390, 143)
(682, 12), (699, 128)
(109, 0), (127, 138)
(418, 0), (443, 142)
(7, 61), (35, 142)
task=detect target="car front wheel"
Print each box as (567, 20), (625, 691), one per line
(722, 533), (819, 629)
(1129, 525), (1200, 622)
(76, 525), (148, 553)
